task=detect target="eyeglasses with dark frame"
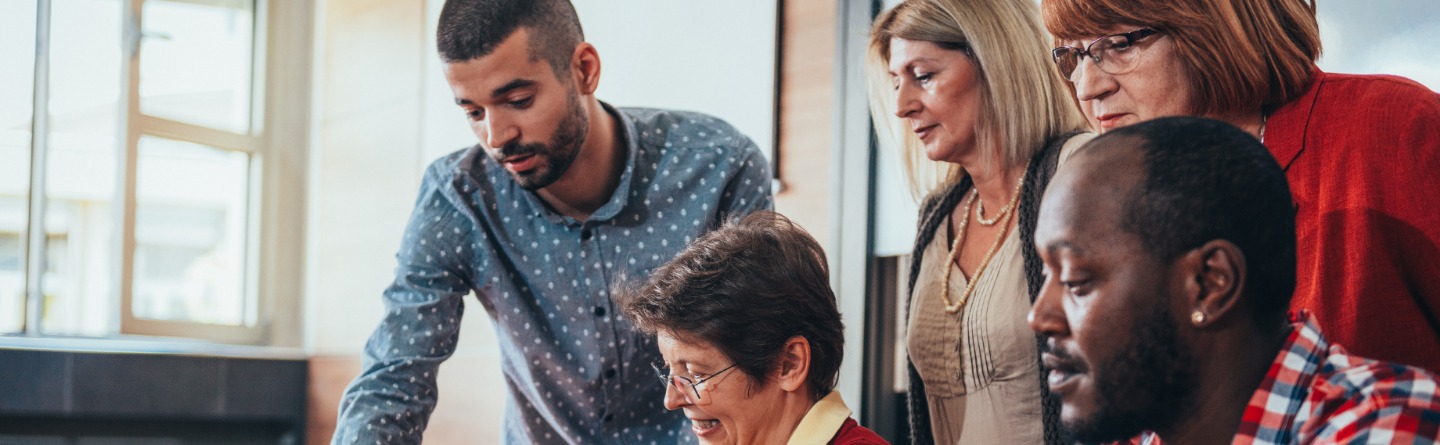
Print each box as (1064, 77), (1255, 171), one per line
(1051, 28), (1162, 82)
(652, 361), (738, 401)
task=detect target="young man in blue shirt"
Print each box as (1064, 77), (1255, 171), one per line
(331, 1), (772, 443)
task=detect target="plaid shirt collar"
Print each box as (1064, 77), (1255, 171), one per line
(1117, 313), (1327, 445)
(1124, 310), (1440, 445)
(1231, 310), (1329, 444)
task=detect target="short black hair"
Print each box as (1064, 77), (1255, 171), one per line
(436, 0), (584, 75)
(1087, 116), (1296, 328)
(617, 211), (845, 401)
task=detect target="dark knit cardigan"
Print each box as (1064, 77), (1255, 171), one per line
(904, 131), (1080, 445)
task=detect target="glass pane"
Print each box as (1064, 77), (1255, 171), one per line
(140, 0), (255, 134)
(43, 0), (124, 337)
(133, 136), (250, 326)
(0, 1), (37, 334)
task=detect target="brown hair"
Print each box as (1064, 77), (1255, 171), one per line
(617, 211), (843, 401)
(1041, 0), (1320, 116)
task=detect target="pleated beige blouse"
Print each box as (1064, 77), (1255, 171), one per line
(906, 221), (1044, 444)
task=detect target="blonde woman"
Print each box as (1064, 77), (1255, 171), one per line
(867, 0), (1087, 443)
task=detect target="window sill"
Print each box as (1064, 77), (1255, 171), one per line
(0, 334), (307, 360)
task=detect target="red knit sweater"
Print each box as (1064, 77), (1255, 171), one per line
(829, 417), (889, 445)
(1265, 69), (1440, 372)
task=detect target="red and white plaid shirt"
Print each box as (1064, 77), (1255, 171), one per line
(1120, 311), (1440, 445)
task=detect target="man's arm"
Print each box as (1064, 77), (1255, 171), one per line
(331, 169), (478, 445)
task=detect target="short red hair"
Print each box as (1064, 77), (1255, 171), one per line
(1042, 0), (1320, 116)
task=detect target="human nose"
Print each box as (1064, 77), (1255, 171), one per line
(893, 83), (921, 119)
(482, 112), (519, 149)
(661, 378), (689, 410)
(1071, 57), (1117, 103)
(1027, 275), (1071, 338)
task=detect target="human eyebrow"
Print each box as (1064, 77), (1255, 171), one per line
(489, 79), (537, 99)
(1044, 240), (1086, 257)
(888, 57), (936, 77)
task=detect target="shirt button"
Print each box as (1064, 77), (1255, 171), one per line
(593, 306), (607, 317)
(581, 229), (593, 241)
(604, 368), (617, 379)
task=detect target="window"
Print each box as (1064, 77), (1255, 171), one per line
(1, 1), (38, 336)
(3, 0), (309, 345)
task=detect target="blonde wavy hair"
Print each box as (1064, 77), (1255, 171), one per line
(867, 0), (1085, 198)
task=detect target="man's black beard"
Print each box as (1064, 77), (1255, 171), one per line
(1062, 296), (1197, 444)
(500, 90), (588, 191)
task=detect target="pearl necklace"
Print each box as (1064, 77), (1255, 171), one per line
(974, 187), (1018, 226)
(938, 171), (1028, 314)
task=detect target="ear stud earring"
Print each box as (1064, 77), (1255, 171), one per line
(1191, 311), (1207, 325)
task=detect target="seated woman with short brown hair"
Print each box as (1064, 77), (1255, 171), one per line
(617, 211), (887, 445)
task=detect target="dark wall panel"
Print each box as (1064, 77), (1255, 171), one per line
(71, 354), (224, 417)
(0, 350), (68, 414)
(0, 350), (306, 444)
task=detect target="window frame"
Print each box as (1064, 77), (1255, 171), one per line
(10, 0), (310, 347)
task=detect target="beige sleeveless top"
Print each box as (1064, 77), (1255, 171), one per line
(906, 221), (1043, 444)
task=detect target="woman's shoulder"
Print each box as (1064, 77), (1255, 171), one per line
(917, 187), (951, 215)
(1272, 71), (1440, 170)
(1312, 71), (1440, 117)
(829, 417), (892, 445)
(1047, 130), (1096, 170)
(1317, 71), (1436, 96)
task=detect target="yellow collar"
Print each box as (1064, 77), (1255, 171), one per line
(785, 391), (852, 445)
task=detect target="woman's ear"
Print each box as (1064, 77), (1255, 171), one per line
(776, 336), (812, 394)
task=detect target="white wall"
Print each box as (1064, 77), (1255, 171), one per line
(574, 1), (778, 160)
(307, 0), (428, 357)
(1315, 1), (1440, 90)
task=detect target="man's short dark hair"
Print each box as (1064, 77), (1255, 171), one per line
(618, 211), (844, 401)
(436, 0), (584, 74)
(1088, 116), (1297, 328)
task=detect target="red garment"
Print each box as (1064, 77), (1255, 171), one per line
(1264, 69), (1440, 373)
(829, 417), (889, 445)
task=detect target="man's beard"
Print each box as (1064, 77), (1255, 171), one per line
(1062, 296), (1197, 444)
(496, 90), (588, 191)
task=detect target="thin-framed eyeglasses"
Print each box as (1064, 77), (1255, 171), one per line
(652, 361), (738, 401)
(1051, 28), (1161, 82)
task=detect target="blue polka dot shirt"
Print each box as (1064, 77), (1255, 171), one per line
(332, 104), (774, 445)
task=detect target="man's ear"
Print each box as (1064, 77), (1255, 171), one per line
(1179, 239), (1246, 328)
(775, 336), (811, 394)
(571, 42), (601, 95)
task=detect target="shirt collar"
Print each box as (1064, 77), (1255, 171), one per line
(1119, 312), (1330, 445)
(1272, 310), (1330, 391)
(1262, 67), (1324, 172)
(522, 100), (639, 226)
(585, 101), (639, 223)
(1234, 310), (1329, 441)
(786, 390), (852, 445)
